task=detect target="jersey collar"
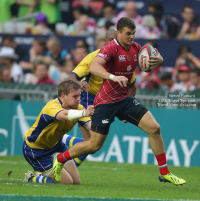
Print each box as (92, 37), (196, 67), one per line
(116, 38), (130, 52)
(58, 97), (62, 105)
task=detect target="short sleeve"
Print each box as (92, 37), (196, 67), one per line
(97, 40), (117, 63)
(43, 100), (64, 121)
(72, 50), (99, 80)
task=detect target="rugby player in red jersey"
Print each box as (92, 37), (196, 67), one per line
(52, 17), (186, 186)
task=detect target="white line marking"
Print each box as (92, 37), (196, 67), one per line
(0, 194), (199, 201)
(0, 160), (28, 165)
(80, 166), (120, 171)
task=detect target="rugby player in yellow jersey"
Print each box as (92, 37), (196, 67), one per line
(23, 80), (94, 184)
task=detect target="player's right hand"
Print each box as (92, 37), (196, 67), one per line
(80, 81), (90, 91)
(84, 105), (95, 117)
(113, 76), (128, 87)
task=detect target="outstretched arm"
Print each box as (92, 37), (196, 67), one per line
(56, 105), (95, 121)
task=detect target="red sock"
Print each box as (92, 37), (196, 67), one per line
(57, 150), (72, 164)
(156, 153), (170, 175)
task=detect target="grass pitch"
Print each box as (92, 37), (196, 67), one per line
(0, 156), (199, 201)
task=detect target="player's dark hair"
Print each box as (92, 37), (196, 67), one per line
(117, 17), (136, 32)
(58, 80), (81, 97)
(2, 34), (14, 43)
(182, 4), (193, 12)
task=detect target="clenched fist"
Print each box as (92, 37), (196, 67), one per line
(84, 105), (95, 116)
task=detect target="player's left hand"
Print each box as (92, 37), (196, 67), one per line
(85, 105), (95, 117)
(80, 81), (90, 91)
(149, 48), (163, 69)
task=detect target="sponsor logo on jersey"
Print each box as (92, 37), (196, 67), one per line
(118, 55), (126, 62)
(98, 53), (107, 59)
(102, 119), (109, 124)
(134, 54), (137, 61)
(127, 55), (132, 61)
(127, 65), (132, 71)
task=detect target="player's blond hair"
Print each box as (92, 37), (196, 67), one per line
(58, 80), (81, 97)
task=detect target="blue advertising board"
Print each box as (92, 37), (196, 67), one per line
(0, 100), (199, 167)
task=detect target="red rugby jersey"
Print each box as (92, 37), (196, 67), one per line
(94, 39), (141, 107)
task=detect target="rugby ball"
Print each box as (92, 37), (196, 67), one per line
(138, 45), (157, 72)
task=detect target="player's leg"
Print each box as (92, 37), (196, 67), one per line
(138, 111), (186, 185)
(118, 97), (186, 185)
(80, 126), (90, 141)
(63, 134), (86, 166)
(138, 111), (164, 155)
(22, 141), (56, 184)
(63, 160), (81, 184)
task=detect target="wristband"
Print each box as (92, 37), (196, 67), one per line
(109, 74), (115, 80)
(68, 110), (85, 121)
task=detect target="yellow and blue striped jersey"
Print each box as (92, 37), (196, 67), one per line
(25, 98), (90, 149)
(72, 49), (136, 96)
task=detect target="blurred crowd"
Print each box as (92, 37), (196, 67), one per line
(1, 0), (200, 40)
(0, 0), (200, 95)
(1, 33), (200, 94)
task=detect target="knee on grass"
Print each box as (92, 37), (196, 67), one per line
(73, 176), (81, 185)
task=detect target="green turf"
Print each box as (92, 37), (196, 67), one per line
(0, 156), (199, 200)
